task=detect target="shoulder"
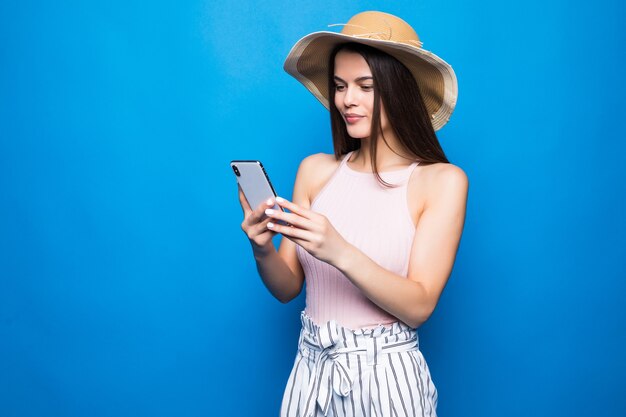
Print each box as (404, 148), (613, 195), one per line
(426, 162), (468, 188)
(299, 152), (338, 170)
(294, 152), (343, 207)
(296, 153), (339, 184)
(419, 162), (469, 206)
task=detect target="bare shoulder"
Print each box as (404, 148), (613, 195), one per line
(295, 152), (342, 207)
(299, 152), (338, 171)
(421, 162), (469, 206)
(425, 162), (468, 187)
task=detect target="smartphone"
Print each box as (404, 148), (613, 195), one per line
(230, 159), (290, 226)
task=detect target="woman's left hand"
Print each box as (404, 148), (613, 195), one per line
(264, 196), (349, 266)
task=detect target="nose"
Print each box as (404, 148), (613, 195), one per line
(343, 84), (357, 107)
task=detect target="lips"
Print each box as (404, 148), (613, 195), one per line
(344, 113), (364, 124)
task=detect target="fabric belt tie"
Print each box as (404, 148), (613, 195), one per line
(300, 320), (418, 417)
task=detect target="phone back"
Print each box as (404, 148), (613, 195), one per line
(230, 160), (281, 212)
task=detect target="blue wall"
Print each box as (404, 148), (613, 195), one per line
(1, 1), (625, 416)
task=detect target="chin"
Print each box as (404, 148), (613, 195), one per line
(346, 129), (370, 139)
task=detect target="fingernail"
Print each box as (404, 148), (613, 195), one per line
(276, 196), (285, 203)
(267, 222), (274, 228)
(265, 209), (274, 215)
(266, 198), (273, 205)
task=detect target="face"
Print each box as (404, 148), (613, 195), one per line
(333, 50), (390, 140)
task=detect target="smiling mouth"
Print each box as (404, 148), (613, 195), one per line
(344, 114), (364, 124)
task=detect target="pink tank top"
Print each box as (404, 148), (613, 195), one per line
(296, 150), (420, 330)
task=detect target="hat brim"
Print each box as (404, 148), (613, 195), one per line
(283, 31), (458, 131)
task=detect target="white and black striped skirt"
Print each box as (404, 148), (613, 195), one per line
(280, 310), (438, 417)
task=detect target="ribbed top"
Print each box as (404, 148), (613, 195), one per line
(296, 151), (420, 330)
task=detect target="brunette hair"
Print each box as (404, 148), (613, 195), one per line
(328, 42), (449, 188)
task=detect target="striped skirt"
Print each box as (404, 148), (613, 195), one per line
(280, 310), (438, 417)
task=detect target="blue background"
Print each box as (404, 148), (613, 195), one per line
(1, 1), (625, 416)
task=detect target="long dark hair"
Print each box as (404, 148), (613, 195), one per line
(328, 42), (449, 188)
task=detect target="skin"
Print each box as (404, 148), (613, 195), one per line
(239, 50), (468, 328)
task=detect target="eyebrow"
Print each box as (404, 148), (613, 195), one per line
(333, 75), (374, 83)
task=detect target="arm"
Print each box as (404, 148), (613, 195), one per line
(266, 164), (468, 326)
(239, 155), (316, 303)
(252, 246), (302, 304)
(239, 192), (299, 303)
(335, 165), (469, 327)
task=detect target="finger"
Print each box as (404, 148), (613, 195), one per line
(253, 223), (276, 238)
(238, 184), (252, 215)
(274, 196), (316, 220)
(251, 198), (275, 223)
(266, 221), (316, 242)
(276, 232), (307, 248)
(251, 216), (278, 238)
(264, 208), (312, 231)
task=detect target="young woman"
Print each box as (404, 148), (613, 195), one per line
(238, 11), (467, 417)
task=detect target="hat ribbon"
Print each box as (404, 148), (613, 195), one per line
(327, 23), (424, 48)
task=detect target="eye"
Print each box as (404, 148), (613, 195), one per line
(334, 84), (346, 92)
(361, 85), (374, 91)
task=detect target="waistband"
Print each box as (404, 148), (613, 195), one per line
(297, 310), (419, 417)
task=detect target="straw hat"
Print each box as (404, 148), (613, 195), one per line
(283, 11), (458, 131)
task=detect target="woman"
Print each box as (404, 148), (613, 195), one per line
(238, 11), (467, 417)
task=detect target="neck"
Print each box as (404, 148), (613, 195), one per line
(349, 134), (413, 171)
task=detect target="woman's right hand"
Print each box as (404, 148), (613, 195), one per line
(238, 184), (277, 253)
